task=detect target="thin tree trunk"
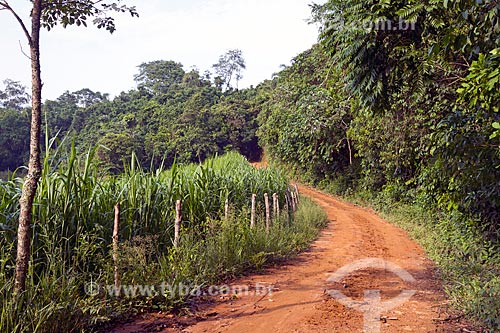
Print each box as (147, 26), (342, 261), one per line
(347, 137), (353, 165)
(14, 0), (43, 294)
(113, 203), (121, 296)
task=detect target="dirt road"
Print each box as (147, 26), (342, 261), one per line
(111, 185), (472, 333)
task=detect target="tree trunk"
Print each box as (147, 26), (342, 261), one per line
(113, 203), (121, 296)
(347, 137), (353, 165)
(14, 0), (43, 294)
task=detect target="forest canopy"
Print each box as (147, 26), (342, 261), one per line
(0, 54), (262, 173)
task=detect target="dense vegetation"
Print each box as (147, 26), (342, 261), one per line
(0, 151), (326, 332)
(0, 54), (261, 174)
(1, 0), (499, 330)
(257, 0), (499, 330)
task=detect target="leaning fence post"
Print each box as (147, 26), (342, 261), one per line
(264, 193), (270, 232)
(250, 194), (256, 228)
(294, 183), (299, 204)
(291, 190), (297, 212)
(113, 202), (121, 296)
(174, 200), (181, 248)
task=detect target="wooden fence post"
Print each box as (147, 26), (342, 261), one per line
(174, 200), (181, 248)
(273, 193), (279, 219)
(224, 198), (229, 220)
(264, 193), (270, 232)
(294, 183), (299, 204)
(113, 202), (121, 296)
(250, 194), (256, 228)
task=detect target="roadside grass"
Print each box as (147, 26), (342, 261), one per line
(157, 196), (327, 302)
(332, 189), (500, 332)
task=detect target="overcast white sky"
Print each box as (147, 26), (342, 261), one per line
(0, 0), (323, 100)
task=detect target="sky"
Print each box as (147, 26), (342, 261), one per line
(0, 0), (324, 100)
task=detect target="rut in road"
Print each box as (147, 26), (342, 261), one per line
(111, 185), (471, 333)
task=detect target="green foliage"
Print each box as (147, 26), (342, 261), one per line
(40, 0), (139, 33)
(312, 0), (438, 110)
(435, 0), (500, 58)
(0, 108), (30, 170)
(97, 133), (144, 172)
(0, 79), (30, 110)
(458, 49), (500, 114)
(258, 45), (354, 181)
(169, 197), (327, 287)
(258, 0), (500, 329)
(263, 0), (500, 235)
(457, 48), (500, 149)
(1, 0), (499, 328)
(422, 108), (500, 236)
(43, 88), (109, 138)
(0, 151), (326, 332)
(0, 80), (31, 169)
(0, 57), (262, 172)
(134, 60), (187, 94)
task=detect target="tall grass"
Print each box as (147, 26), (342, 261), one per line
(0, 149), (325, 332)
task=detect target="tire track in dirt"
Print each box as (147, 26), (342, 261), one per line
(110, 185), (474, 333)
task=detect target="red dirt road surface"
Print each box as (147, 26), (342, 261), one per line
(111, 185), (475, 333)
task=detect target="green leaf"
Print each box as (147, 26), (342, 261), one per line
(428, 44), (441, 57)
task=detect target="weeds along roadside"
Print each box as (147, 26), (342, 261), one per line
(0, 149), (327, 333)
(267, 156), (499, 331)
(358, 196), (500, 332)
(305, 173), (500, 332)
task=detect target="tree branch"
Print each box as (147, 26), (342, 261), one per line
(41, 0), (105, 10)
(18, 40), (31, 60)
(0, 1), (32, 46)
